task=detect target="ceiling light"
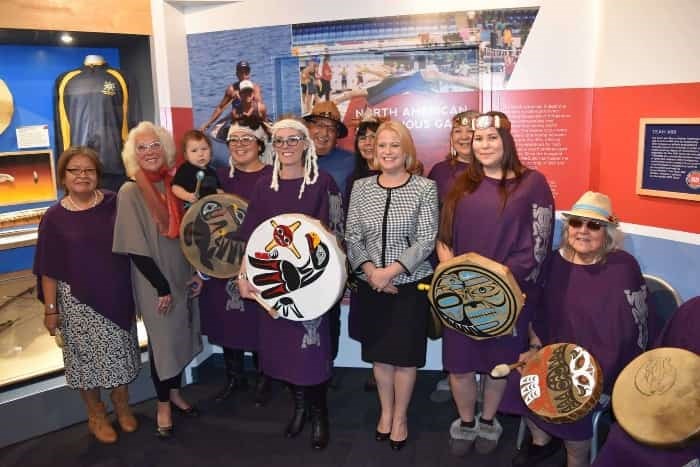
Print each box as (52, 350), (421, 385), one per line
(60, 33), (73, 44)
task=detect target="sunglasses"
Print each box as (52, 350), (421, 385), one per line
(452, 112), (476, 127)
(567, 217), (604, 231)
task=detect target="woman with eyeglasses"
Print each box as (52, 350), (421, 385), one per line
(198, 117), (273, 406)
(437, 111), (555, 456)
(34, 147), (141, 444)
(345, 120), (439, 451)
(113, 122), (203, 439)
(237, 118), (344, 450)
(508, 191), (654, 467)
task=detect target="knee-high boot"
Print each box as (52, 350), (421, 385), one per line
(285, 384), (307, 438)
(308, 382), (330, 450)
(252, 352), (270, 407)
(215, 348), (247, 402)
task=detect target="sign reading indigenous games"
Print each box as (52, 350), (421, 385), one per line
(637, 118), (700, 201)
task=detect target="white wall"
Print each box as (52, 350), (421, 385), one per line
(595, 0), (700, 87)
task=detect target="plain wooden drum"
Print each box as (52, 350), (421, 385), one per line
(425, 252), (524, 339)
(244, 213), (346, 322)
(520, 343), (603, 423)
(613, 347), (700, 446)
(180, 193), (248, 278)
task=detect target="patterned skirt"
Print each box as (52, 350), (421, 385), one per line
(57, 282), (141, 389)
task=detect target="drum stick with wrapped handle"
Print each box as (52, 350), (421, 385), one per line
(250, 293), (279, 320)
(490, 361), (526, 378)
(194, 170), (205, 200)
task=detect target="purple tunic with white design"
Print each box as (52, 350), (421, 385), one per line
(500, 249), (654, 440)
(442, 170), (555, 374)
(238, 171), (344, 385)
(198, 165), (272, 350)
(592, 296), (700, 467)
(427, 159), (468, 202)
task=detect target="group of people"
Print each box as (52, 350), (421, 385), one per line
(33, 97), (697, 466)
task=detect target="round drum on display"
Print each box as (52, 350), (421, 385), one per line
(612, 347), (700, 446)
(520, 343), (603, 424)
(425, 252), (524, 339)
(180, 193), (248, 278)
(244, 213), (346, 322)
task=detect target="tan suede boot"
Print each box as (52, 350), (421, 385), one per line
(81, 389), (118, 443)
(110, 385), (139, 433)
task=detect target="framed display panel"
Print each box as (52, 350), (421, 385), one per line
(0, 269), (148, 389)
(0, 149), (57, 207)
(636, 118), (700, 201)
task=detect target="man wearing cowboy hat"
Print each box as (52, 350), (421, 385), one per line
(303, 101), (354, 197)
(304, 101), (353, 369)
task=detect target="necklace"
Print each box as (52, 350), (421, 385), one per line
(66, 191), (98, 211)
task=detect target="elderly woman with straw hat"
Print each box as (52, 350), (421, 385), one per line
(506, 191), (657, 467)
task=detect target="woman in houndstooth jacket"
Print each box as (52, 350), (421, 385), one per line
(345, 120), (439, 450)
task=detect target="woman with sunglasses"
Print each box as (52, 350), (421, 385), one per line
(198, 117), (273, 406)
(509, 191), (654, 467)
(437, 111), (555, 456)
(113, 122), (203, 438)
(237, 118), (344, 451)
(34, 147), (140, 444)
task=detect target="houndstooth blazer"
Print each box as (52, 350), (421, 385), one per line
(345, 174), (438, 284)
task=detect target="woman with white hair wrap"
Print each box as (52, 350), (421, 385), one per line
(237, 118), (345, 450)
(198, 116), (274, 406)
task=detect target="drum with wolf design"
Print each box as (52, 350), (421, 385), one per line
(180, 193), (248, 278)
(520, 343), (603, 423)
(612, 347), (700, 446)
(426, 252), (524, 339)
(244, 213), (346, 322)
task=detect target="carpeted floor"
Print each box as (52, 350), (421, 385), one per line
(0, 362), (567, 467)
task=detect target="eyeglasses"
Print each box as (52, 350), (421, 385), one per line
(357, 134), (376, 142)
(228, 135), (256, 146)
(136, 141), (162, 153)
(66, 168), (97, 176)
(568, 217), (604, 231)
(272, 136), (305, 148)
(472, 114), (511, 131)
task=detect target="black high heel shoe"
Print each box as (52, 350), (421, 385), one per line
(390, 437), (407, 451)
(172, 404), (200, 418)
(375, 430), (391, 442)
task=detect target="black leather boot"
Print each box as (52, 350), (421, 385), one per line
(215, 348), (248, 403)
(254, 372), (271, 407)
(285, 385), (306, 438)
(309, 382), (329, 450)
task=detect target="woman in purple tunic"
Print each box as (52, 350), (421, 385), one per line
(593, 296), (700, 467)
(34, 147), (140, 444)
(508, 191), (652, 467)
(237, 118), (344, 451)
(437, 111), (555, 456)
(198, 117), (273, 405)
(427, 110), (479, 202)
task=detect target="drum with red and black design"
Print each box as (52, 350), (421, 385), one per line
(180, 193), (248, 278)
(520, 343), (603, 424)
(424, 252), (524, 340)
(244, 213), (346, 321)
(612, 347), (700, 446)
